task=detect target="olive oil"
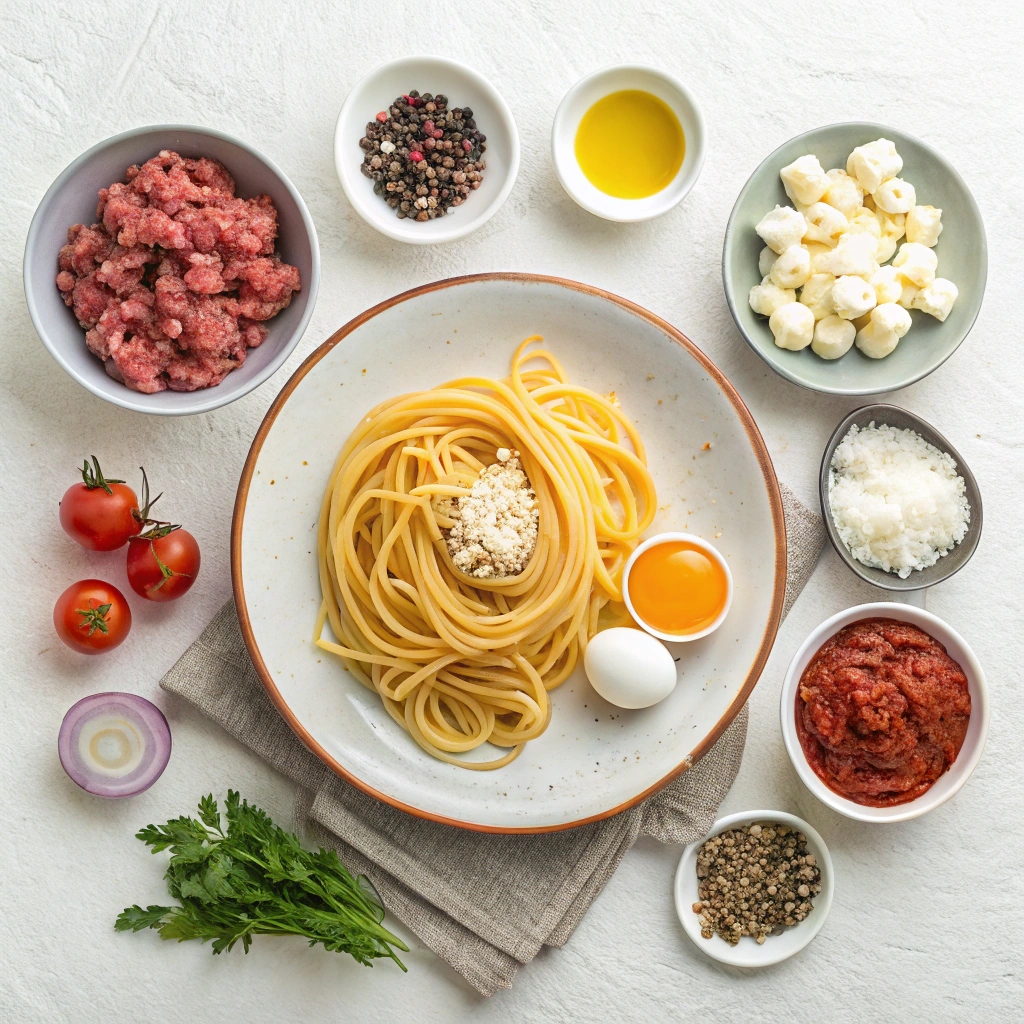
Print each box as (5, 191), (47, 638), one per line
(574, 89), (685, 199)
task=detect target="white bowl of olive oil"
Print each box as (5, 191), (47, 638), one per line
(552, 64), (706, 222)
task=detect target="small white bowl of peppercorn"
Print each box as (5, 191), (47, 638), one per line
(335, 55), (520, 244)
(674, 810), (834, 967)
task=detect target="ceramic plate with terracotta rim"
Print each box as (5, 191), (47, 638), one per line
(232, 274), (786, 832)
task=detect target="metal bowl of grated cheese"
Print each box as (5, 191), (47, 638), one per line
(819, 404), (983, 592)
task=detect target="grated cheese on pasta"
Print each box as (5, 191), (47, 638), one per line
(440, 449), (539, 578)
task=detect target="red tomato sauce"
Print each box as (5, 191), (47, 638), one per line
(796, 618), (971, 807)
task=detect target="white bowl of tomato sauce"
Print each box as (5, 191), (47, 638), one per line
(781, 603), (989, 823)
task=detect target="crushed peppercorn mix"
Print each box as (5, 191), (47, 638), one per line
(359, 90), (487, 220)
(693, 823), (822, 945)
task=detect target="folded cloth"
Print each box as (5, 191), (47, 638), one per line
(161, 483), (822, 995)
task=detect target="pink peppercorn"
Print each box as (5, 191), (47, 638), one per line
(408, 151), (424, 163)
(433, 129), (444, 139)
(375, 111), (388, 123)
(461, 139), (473, 152)
(422, 120), (435, 133)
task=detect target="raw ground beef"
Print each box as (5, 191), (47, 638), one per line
(56, 150), (301, 393)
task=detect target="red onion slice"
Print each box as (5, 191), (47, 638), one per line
(58, 692), (171, 797)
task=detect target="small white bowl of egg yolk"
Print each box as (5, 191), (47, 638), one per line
(622, 533), (733, 643)
(552, 64), (706, 222)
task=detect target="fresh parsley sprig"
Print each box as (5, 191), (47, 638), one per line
(116, 791), (408, 970)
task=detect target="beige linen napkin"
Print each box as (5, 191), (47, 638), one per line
(161, 484), (822, 995)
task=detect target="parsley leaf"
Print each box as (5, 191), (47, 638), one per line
(116, 792), (408, 970)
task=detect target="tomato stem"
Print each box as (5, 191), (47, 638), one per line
(133, 467), (162, 521)
(132, 467), (179, 539)
(80, 457), (124, 495)
(76, 601), (112, 636)
(145, 541), (192, 593)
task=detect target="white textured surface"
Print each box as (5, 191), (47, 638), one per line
(1, 1), (1021, 1019)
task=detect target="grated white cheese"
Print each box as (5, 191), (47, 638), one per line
(828, 422), (970, 578)
(441, 449), (539, 579)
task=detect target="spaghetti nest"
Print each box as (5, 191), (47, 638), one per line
(315, 339), (656, 769)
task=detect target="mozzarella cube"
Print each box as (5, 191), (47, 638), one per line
(799, 273), (836, 320)
(770, 245), (812, 289)
(855, 321), (900, 359)
(759, 246), (780, 277)
(845, 207), (882, 240)
(832, 275), (878, 320)
(804, 242), (833, 274)
(875, 234), (898, 264)
(870, 265), (903, 304)
(812, 314), (856, 360)
(823, 169), (865, 217)
(846, 138), (903, 194)
(874, 209), (906, 242)
(756, 205), (808, 254)
(893, 242), (938, 287)
(769, 301), (815, 351)
(749, 276), (796, 316)
(897, 278), (921, 308)
(871, 302), (912, 338)
(780, 155), (830, 206)
(906, 205), (944, 247)
(803, 202), (848, 246)
(821, 233), (879, 277)
(873, 177), (916, 214)
(911, 278), (959, 321)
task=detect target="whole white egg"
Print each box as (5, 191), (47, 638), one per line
(583, 627), (678, 709)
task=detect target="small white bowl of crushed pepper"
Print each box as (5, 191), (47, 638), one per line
(674, 810), (834, 967)
(335, 55), (520, 244)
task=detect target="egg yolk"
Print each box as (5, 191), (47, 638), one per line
(627, 541), (728, 636)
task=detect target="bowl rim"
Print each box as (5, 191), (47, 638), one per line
(23, 122), (321, 417)
(721, 120), (988, 396)
(551, 62), (707, 222)
(818, 403), (983, 591)
(622, 531), (734, 642)
(780, 601), (990, 823)
(333, 54), (520, 245)
(230, 272), (789, 833)
(674, 808), (834, 967)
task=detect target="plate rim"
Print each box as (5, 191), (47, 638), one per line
(231, 272), (788, 833)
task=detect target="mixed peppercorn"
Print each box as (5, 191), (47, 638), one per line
(693, 822), (822, 945)
(359, 90), (487, 221)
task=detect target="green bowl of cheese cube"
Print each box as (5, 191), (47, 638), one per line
(722, 122), (986, 396)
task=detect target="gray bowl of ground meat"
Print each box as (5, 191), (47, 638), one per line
(24, 124), (320, 415)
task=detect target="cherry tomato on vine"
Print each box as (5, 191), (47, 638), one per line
(53, 579), (132, 654)
(59, 457), (138, 551)
(126, 528), (201, 602)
